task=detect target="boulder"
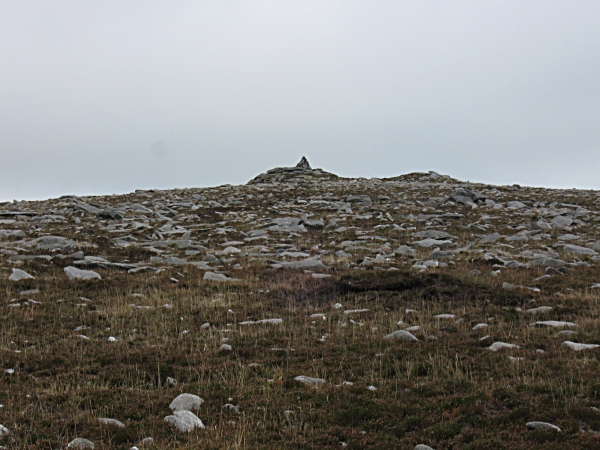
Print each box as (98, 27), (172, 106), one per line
(64, 266), (101, 280)
(169, 393), (204, 412)
(8, 268), (34, 281)
(164, 410), (205, 432)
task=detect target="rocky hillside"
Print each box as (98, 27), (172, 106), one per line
(1, 158), (600, 449)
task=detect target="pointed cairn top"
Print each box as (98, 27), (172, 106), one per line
(295, 156), (312, 170)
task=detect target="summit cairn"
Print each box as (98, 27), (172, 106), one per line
(248, 157), (335, 184)
(295, 156), (312, 170)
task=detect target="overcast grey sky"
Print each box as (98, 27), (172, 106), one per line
(1, 1), (599, 201)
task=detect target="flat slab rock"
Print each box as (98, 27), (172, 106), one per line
(8, 268), (34, 281)
(203, 271), (238, 282)
(561, 341), (600, 351)
(164, 410), (205, 432)
(533, 321), (577, 328)
(526, 421), (562, 431)
(294, 375), (326, 385)
(170, 393), (204, 412)
(488, 342), (520, 351)
(64, 266), (101, 280)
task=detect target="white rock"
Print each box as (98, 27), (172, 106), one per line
(67, 438), (95, 449)
(434, 314), (455, 319)
(0, 424), (9, 435)
(294, 375), (326, 385)
(343, 309), (369, 315)
(169, 393), (204, 412)
(164, 410), (205, 432)
(218, 344), (232, 352)
(367, 385), (377, 391)
(526, 306), (553, 315)
(526, 421), (561, 431)
(65, 266), (101, 280)
(488, 342), (520, 352)
(384, 330), (418, 341)
(108, 336), (117, 342)
(472, 323), (488, 331)
(533, 321), (577, 328)
(257, 318), (283, 324)
(312, 273), (331, 278)
(203, 271), (238, 282)
(8, 268), (34, 281)
(98, 418), (125, 428)
(561, 341), (600, 351)
(414, 445), (435, 450)
(557, 330), (577, 336)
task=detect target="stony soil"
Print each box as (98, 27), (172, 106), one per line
(2, 160), (600, 449)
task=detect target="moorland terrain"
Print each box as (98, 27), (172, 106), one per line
(2, 158), (600, 449)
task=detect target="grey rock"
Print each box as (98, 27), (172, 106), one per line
(411, 230), (453, 239)
(164, 410), (205, 432)
(272, 259), (327, 270)
(488, 342), (520, 351)
(64, 266), (101, 280)
(67, 438), (95, 449)
(0, 229), (26, 238)
(526, 421), (561, 432)
(394, 245), (415, 257)
(411, 238), (453, 249)
(552, 215), (573, 228)
(8, 268), (34, 281)
(303, 219), (324, 230)
(561, 341), (599, 351)
(169, 393), (204, 412)
(98, 418), (125, 428)
(222, 403), (240, 414)
(203, 271), (238, 282)
(563, 244), (597, 256)
(295, 156), (312, 169)
(294, 375), (326, 385)
(527, 306), (553, 315)
(384, 330), (418, 341)
(414, 445), (435, 450)
(428, 250), (454, 260)
(480, 232), (501, 244)
(534, 321), (576, 328)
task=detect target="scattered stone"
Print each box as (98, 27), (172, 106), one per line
(294, 376), (326, 386)
(526, 421), (561, 432)
(203, 272), (238, 282)
(169, 393), (204, 412)
(488, 342), (520, 351)
(64, 266), (101, 280)
(384, 330), (418, 341)
(67, 438), (95, 449)
(98, 418), (125, 428)
(561, 341), (600, 351)
(164, 410), (205, 432)
(533, 321), (577, 328)
(8, 268), (34, 281)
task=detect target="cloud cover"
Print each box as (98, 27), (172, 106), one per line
(1, 1), (599, 201)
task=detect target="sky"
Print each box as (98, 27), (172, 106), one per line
(1, 1), (600, 201)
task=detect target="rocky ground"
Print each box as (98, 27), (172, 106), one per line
(2, 158), (600, 449)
